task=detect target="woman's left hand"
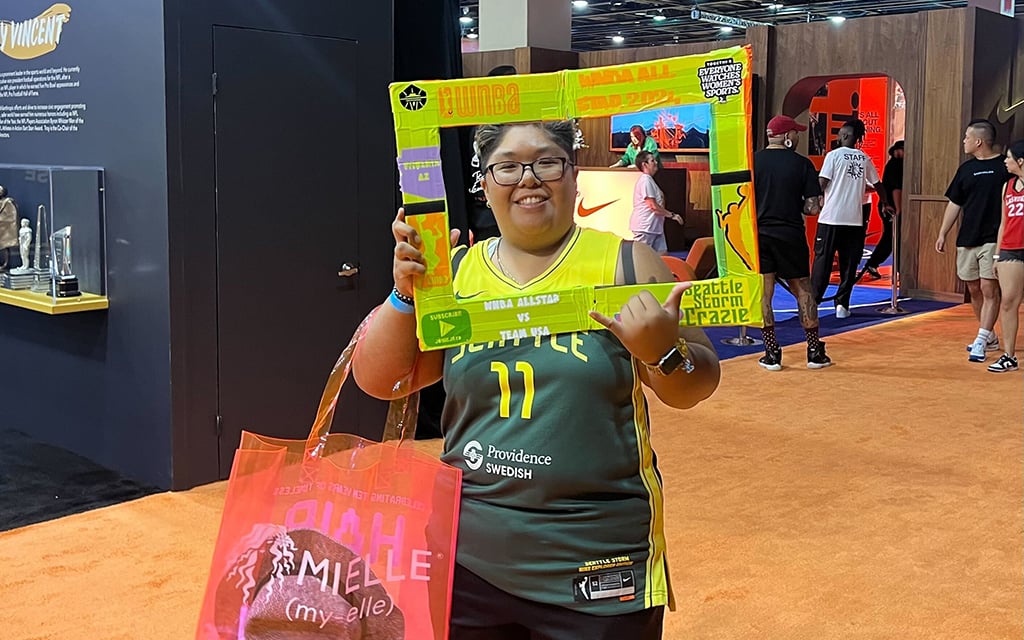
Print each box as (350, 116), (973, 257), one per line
(589, 282), (690, 364)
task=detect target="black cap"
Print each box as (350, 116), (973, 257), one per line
(889, 140), (904, 156)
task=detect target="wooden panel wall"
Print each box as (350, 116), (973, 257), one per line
(907, 197), (964, 301)
(903, 10), (970, 297)
(524, 47), (579, 73)
(463, 49), (517, 77)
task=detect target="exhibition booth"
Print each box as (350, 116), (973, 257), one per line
(0, 1), (1022, 490)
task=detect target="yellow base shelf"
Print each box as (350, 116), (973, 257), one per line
(0, 288), (109, 314)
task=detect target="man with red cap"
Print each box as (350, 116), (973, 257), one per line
(753, 115), (830, 370)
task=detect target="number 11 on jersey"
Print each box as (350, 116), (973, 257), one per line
(490, 361), (535, 420)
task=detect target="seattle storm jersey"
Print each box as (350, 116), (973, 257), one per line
(441, 226), (671, 615)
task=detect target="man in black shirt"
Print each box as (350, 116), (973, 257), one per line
(935, 119), (1009, 362)
(865, 140), (904, 278)
(754, 115), (829, 370)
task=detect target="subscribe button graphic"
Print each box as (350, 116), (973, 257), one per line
(421, 309), (472, 348)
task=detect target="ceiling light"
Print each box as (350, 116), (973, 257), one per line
(611, 34), (625, 44)
(653, 14), (666, 22)
(766, 2), (784, 8)
(572, 0), (589, 8)
(720, 26), (734, 33)
(466, 32), (478, 39)
(829, 15), (846, 23)
(459, 16), (473, 24)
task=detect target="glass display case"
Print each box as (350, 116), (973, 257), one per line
(0, 164), (107, 314)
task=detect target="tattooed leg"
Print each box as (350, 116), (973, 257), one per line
(762, 273), (776, 327)
(790, 277), (819, 330)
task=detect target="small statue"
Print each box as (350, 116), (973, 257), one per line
(11, 218), (32, 274)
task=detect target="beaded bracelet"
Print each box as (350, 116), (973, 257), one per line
(388, 287), (415, 314)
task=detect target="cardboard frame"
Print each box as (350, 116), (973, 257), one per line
(389, 45), (762, 351)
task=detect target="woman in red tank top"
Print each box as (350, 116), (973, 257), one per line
(990, 141), (1024, 372)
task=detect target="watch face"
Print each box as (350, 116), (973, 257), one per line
(659, 349), (684, 375)
(658, 340), (694, 375)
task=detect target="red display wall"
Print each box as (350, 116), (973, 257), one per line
(806, 77), (891, 248)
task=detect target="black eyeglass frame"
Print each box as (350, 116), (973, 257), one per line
(484, 157), (575, 186)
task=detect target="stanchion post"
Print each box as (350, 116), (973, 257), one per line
(879, 211), (907, 315)
(721, 325), (764, 347)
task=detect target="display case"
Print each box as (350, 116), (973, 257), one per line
(0, 164), (107, 314)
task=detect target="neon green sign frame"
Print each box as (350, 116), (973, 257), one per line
(389, 45), (762, 351)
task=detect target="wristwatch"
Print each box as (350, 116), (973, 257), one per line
(642, 337), (695, 376)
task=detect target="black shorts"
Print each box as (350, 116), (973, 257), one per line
(759, 232), (810, 280)
(449, 564), (665, 640)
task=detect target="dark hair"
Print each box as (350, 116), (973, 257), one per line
(475, 120), (576, 167)
(841, 118), (866, 142)
(629, 125), (647, 146)
(635, 150), (654, 169)
(1007, 140), (1024, 163)
(487, 65), (517, 77)
(968, 119), (997, 146)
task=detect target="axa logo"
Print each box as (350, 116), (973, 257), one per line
(463, 440), (483, 470)
(0, 4), (72, 61)
(577, 198), (618, 218)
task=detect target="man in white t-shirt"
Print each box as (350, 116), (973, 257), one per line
(630, 150), (682, 254)
(811, 119), (894, 318)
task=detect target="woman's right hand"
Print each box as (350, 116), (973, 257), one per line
(391, 208), (462, 298)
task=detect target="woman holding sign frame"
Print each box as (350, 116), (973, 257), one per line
(354, 119), (720, 639)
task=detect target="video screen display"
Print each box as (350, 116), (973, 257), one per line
(610, 104), (711, 153)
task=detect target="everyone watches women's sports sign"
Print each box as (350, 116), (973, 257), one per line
(390, 45), (763, 351)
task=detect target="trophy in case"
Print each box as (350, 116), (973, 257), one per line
(30, 204), (51, 293)
(49, 225), (80, 297)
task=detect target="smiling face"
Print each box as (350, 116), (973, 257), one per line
(481, 124), (578, 251)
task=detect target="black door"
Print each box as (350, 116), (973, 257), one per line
(212, 26), (377, 475)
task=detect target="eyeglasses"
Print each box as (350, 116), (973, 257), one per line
(486, 157), (574, 186)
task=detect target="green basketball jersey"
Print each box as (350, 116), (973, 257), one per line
(441, 227), (670, 615)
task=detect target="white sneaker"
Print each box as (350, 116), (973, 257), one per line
(835, 305), (850, 319)
(968, 339), (988, 362)
(965, 337), (1000, 352)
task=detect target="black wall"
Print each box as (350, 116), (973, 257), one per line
(164, 0), (396, 489)
(0, 1), (173, 486)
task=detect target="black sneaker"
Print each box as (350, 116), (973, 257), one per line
(987, 353), (1019, 373)
(758, 348), (782, 371)
(807, 342), (833, 369)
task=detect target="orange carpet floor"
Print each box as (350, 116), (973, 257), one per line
(1, 304), (1020, 639)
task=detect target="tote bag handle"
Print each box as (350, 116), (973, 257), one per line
(305, 307), (419, 450)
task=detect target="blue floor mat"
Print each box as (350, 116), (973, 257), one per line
(669, 245), (954, 359)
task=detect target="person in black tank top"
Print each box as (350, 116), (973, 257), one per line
(353, 120), (721, 639)
(754, 115), (829, 371)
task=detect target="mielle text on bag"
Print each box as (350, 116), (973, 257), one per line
(196, 311), (462, 640)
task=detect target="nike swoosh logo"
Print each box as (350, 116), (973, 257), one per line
(454, 290), (485, 300)
(577, 199), (618, 217)
(1003, 98), (1024, 115)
